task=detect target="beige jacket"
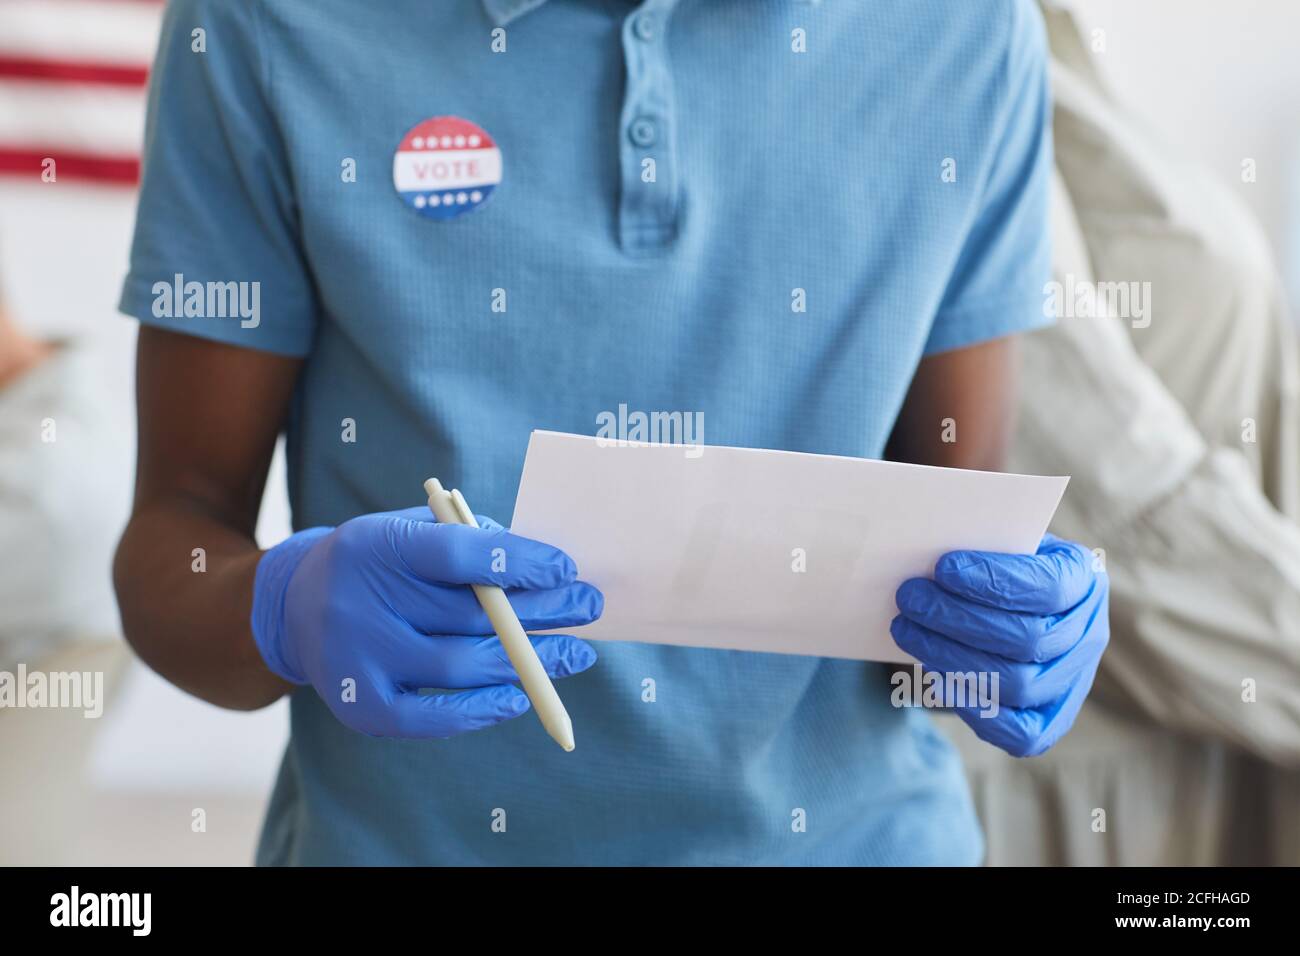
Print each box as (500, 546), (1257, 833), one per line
(941, 4), (1300, 865)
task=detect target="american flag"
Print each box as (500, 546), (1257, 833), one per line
(0, 0), (163, 185)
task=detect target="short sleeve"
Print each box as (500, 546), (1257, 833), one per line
(118, 0), (318, 357)
(924, 0), (1054, 356)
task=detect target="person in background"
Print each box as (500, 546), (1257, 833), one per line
(0, 0), (155, 665)
(0, 304), (75, 667)
(0, 306), (52, 384)
(940, 1), (1300, 866)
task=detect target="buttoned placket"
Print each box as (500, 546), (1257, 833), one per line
(616, 0), (681, 254)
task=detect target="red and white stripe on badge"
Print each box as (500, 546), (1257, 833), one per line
(392, 116), (502, 221)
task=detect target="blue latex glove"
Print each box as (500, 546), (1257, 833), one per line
(890, 533), (1109, 757)
(251, 506), (602, 739)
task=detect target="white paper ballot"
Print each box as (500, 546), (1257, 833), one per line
(511, 431), (1069, 663)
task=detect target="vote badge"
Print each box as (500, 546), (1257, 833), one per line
(392, 116), (502, 220)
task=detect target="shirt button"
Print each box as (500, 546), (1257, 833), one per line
(633, 13), (656, 42)
(629, 117), (658, 148)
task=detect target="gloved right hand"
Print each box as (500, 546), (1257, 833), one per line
(250, 506), (602, 738)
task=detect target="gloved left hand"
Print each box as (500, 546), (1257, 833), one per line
(890, 533), (1109, 757)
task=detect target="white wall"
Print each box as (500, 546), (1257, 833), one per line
(1066, 0), (1300, 303)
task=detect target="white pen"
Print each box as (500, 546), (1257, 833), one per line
(423, 477), (576, 752)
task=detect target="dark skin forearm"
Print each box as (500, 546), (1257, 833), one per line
(114, 497), (283, 710)
(885, 335), (1020, 470)
(113, 327), (301, 710)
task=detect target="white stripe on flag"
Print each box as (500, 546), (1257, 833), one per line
(0, 0), (163, 65)
(0, 80), (145, 154)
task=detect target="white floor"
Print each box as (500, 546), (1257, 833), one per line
(1, 641), (288, 866)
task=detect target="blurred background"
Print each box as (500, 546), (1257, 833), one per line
(1, 0), (1298, 865)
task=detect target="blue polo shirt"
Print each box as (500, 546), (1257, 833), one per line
(120, 0), (1052, 864)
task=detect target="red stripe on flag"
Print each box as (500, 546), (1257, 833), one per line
(0, 55), (149, 87)
(0, 148), (139, 185)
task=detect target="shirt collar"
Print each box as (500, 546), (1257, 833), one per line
(482, 0), (698, 27)
(481, 0), (550, 26)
